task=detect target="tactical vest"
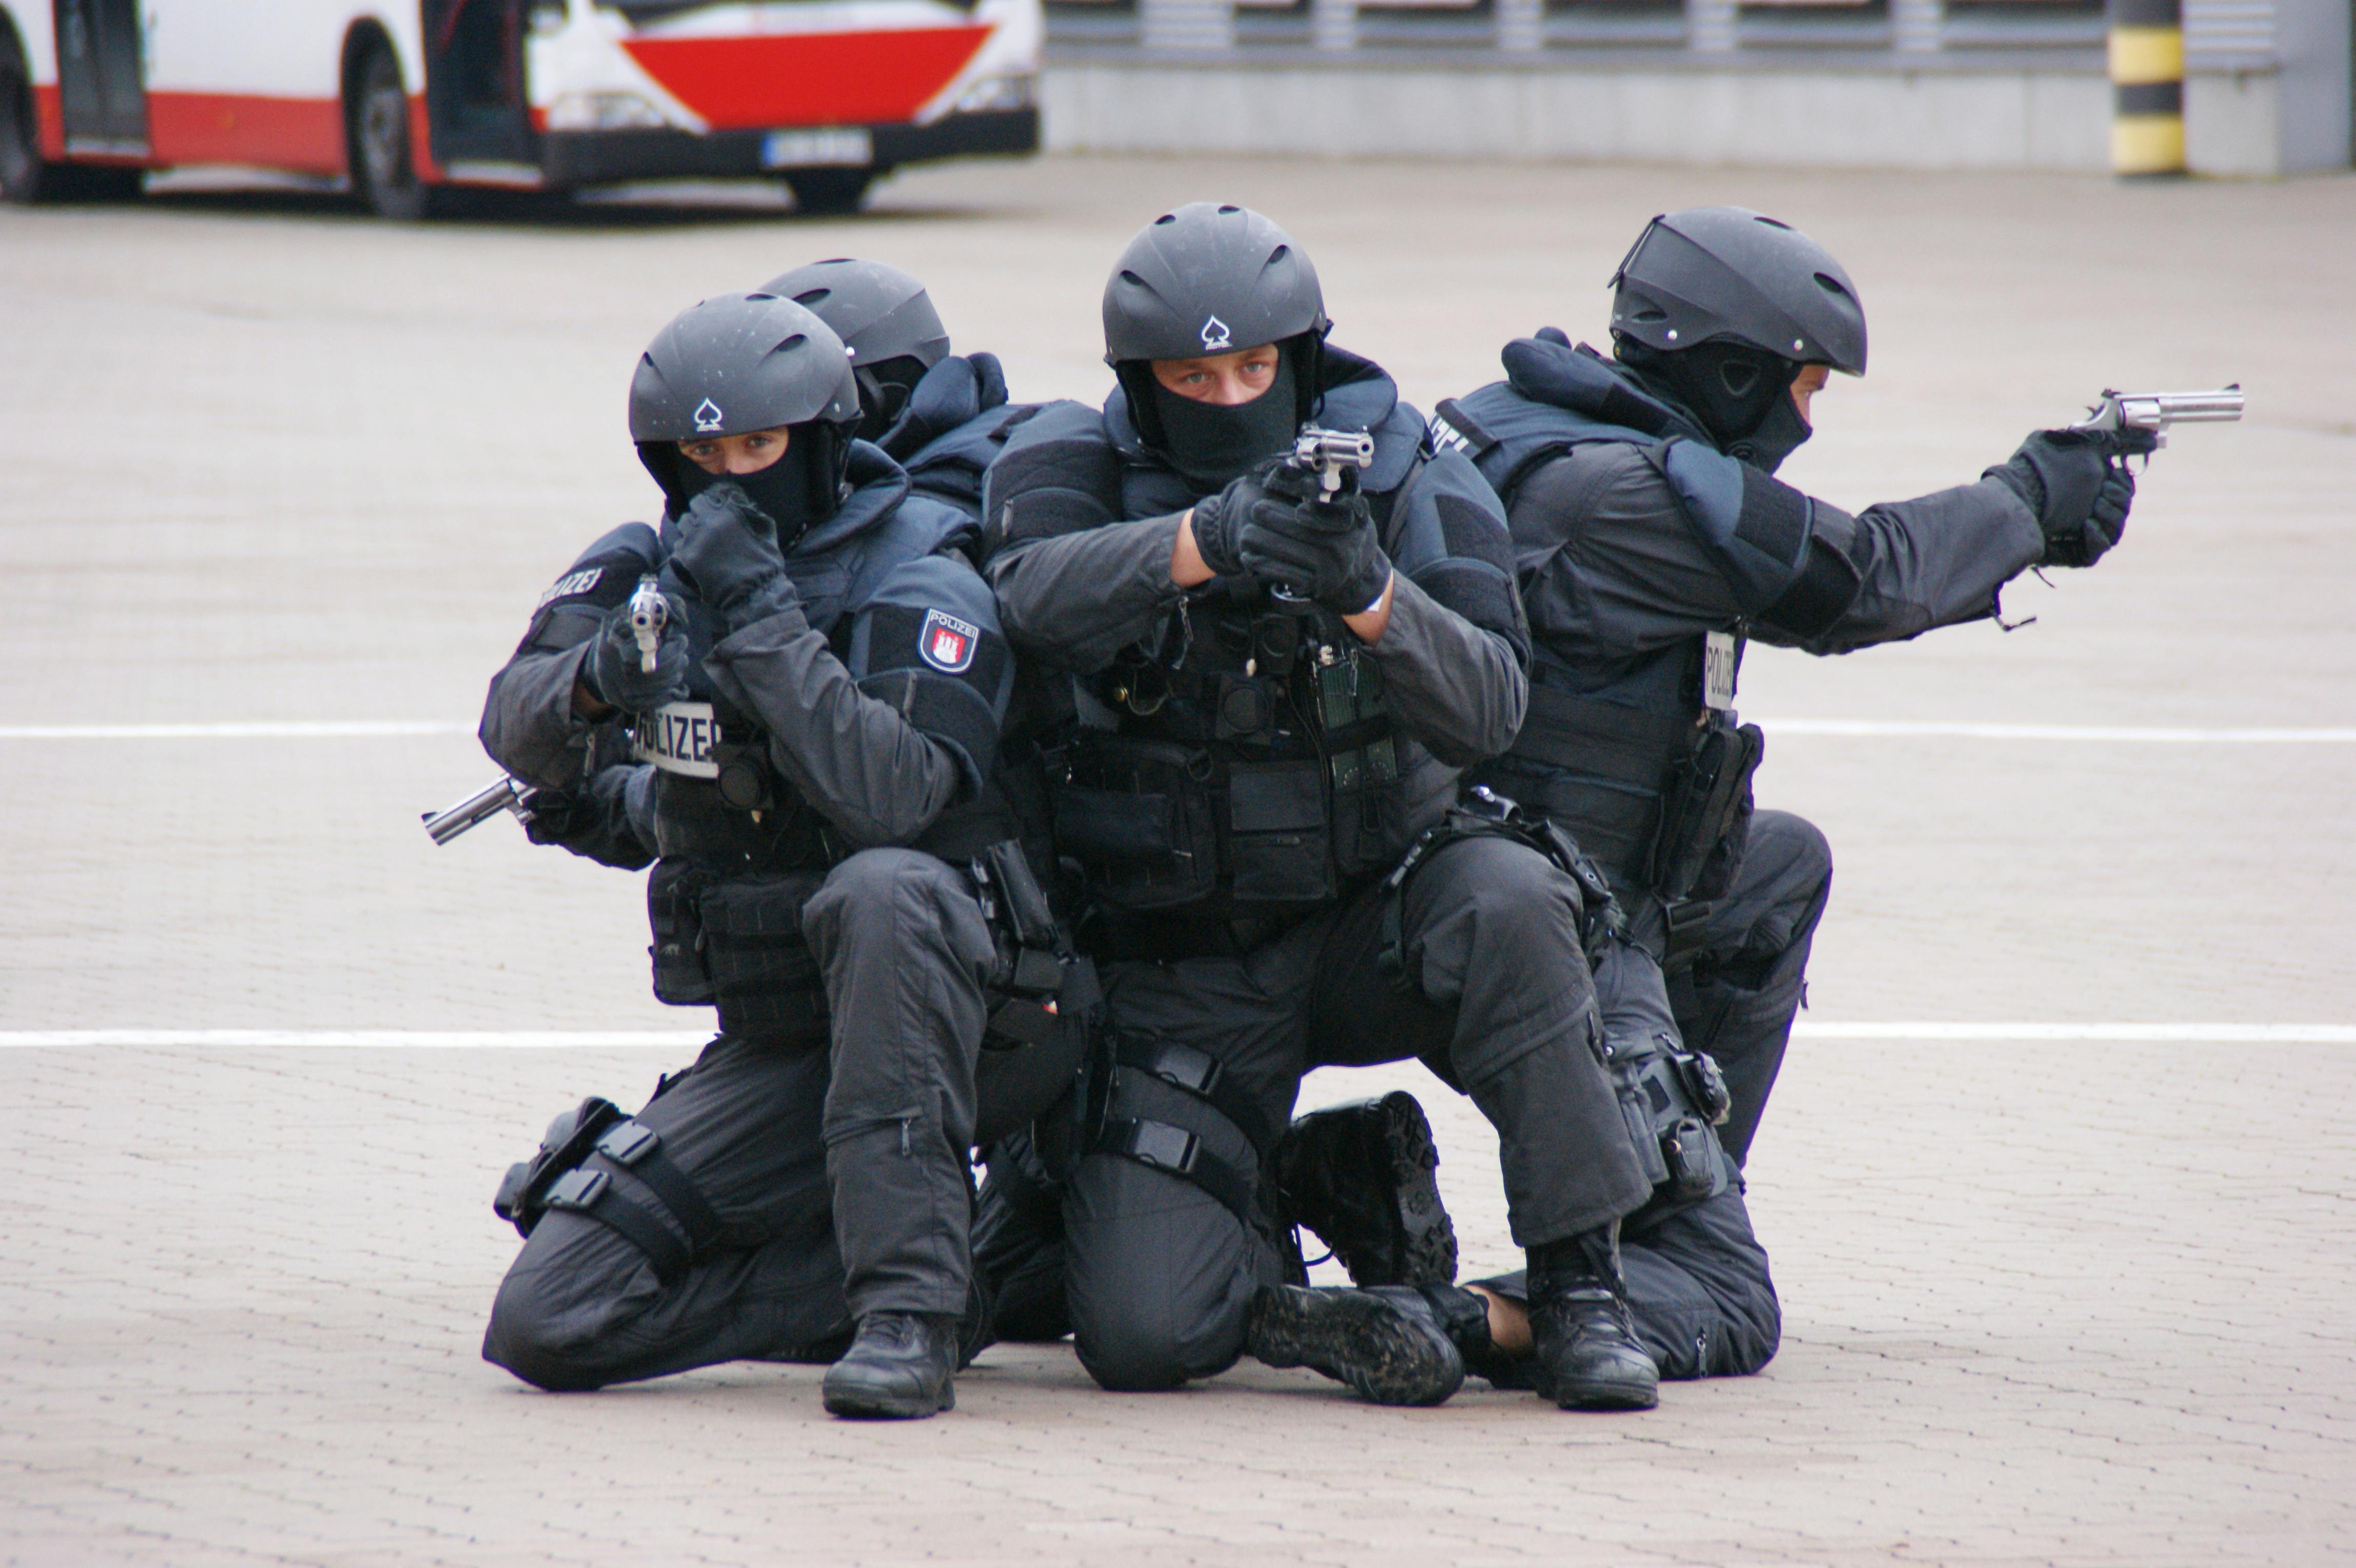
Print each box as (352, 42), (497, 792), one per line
(1051, 437), (1453, 948)
(1435, 388), (1761, 907)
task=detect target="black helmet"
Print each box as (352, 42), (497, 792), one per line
(1608, 206), (1866, 376)
(761, 258), (951, 443)
(628, 291), (861, 522)
(1102, 202), (1328, 366)
(1102, 203), (1329, 475)
(762, 258), (950, 370)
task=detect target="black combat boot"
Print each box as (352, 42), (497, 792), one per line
(1526, 1223), (1659, 1411)
(1245, 1284), (1465, 1406)
(1365, 1283), (1535, 1390)
(821, 1311), (961, 1419)
(1275, 1092), (1458, 1287)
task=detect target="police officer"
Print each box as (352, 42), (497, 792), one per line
(761, 257), (1031, 522)
(1436, 206), (2147, 1163)
(976, 203), (1659, 1410)
(476, 290), (1031, 1421)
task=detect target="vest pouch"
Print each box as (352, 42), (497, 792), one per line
(646, 859), (715, 1006)
(1056, 735), (1220, 910)
(698, 872), (828, 1037)
(1226, 759), (1336, 904)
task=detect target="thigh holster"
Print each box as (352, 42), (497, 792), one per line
(972, 838), (1097, 1149)
(1605, 1006), (1737, 1235)
(492, 1100), (727, 1287)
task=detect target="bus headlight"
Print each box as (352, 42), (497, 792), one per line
(953, 74), (1036, 113)
(545, 91), (671, 131)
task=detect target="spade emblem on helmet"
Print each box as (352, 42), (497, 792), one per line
(693, 398), (724, 433)
(1200, 316), (1231, 352)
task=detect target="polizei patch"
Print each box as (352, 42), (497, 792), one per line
(536, 567), (603, 609)
(918, 609), (979, 674)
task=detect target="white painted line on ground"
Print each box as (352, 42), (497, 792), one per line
(1755, 719), (2356, 742)
(1792, 1022), (2356, 1043)
(0, 720), (474, 739)
(5, 719), (2352, 743)
(0, 1030), (707, 1048)
(2, 1025), (2350, 1048)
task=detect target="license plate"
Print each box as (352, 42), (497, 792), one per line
(1702, 630), (1739, 712)
(760, 127), (873, 169)
(634, 701), (720, 779)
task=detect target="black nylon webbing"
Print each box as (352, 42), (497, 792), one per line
(1114, 1037), (1280, 1156)
(544, 1170), (693, 1286)
(1099, 1116), (1258, 1225)
(1512, 680), (1690, 789)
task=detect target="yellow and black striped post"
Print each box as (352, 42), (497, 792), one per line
(2109, 0), (2187, 176)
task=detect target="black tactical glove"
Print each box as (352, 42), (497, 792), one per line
(1986, 428), (2148, 569)
(581, 589), (690, 714)
(1239, 485), (1395, 617)
(1186, 472), (1265, 579)
(668, 481), (800, 630)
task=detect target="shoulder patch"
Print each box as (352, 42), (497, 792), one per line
(1428, 399), (1498, 460)
(919, 608), (980, 674)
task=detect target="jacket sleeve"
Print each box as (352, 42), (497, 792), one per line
(478, 523), (659, 791)
(701, 550), (1012, 848)
(1789, 479), (2045, 654)
(1511, 442), (2044, 662)
(1369, 443), (1529, 766)
(979, 399), (1187, 673)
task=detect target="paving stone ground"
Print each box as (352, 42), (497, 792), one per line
(1, 154), (2350, 1566)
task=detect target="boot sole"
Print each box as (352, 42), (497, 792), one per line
(821, 1376), (955, 1420)
(1536, 1367), (1659, 1413)
(1249, 1287), (1465, 1407)
(1366, 1092), (1459, 1288)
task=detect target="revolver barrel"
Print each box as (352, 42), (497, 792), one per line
(422, 776), (532, 847)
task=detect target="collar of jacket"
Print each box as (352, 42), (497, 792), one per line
(1500, 331), (1716, 450)
(1099, 342), (1421, 495)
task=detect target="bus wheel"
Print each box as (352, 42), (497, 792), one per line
(346, 38), (432, 220)
(0, 23), (138, 203)
(784, 169), (873, 217)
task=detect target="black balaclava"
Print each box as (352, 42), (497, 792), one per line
(852, 355), (931, 445)
(1126, 350), (1300, 489)
(641, 424), (840, 551)
(1615, 336), (1812, 474)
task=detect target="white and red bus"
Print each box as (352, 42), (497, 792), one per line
(0, 0), (1039, 215)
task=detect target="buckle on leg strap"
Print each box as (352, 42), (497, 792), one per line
(542, 1165), (694, 1286)
(1098, 1116), (1257, 1226)
(593, 1120), (725, 1254)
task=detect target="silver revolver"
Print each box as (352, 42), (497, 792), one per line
(1290, 426), (1377, 500)
(627, 574), (668, 674)
(421, 776), (537, 847)
(2070, 384), (2242, 454)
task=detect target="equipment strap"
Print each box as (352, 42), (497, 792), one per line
(591, 1120), (725, 1256)
(542, 1166), (694, 1287)
(1097, 1115), (1259, 1226)
(1113, 1035), (1281, 1157)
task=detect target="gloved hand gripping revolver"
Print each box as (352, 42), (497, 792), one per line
(1236, 427), (1394, 616)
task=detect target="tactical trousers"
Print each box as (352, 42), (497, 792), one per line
(1474, 1186), (1782, 1381)
(481, 848), (994, 1391)
(1000, 834), (1650, 1394)
(1648, 810), (1833, 1163)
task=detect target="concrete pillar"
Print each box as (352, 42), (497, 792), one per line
(1142, 0), (1235, 51)
(1892, 0), (1943, 54)
(1313, 0), (1360, 51)
(1498, 0), (1545, 52)
(1687, 0), (1738, 54)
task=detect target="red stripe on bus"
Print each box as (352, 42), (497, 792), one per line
(34, 84), (64, 159)
(620, 28), (990, 130)
(147, 93), (344, 173)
